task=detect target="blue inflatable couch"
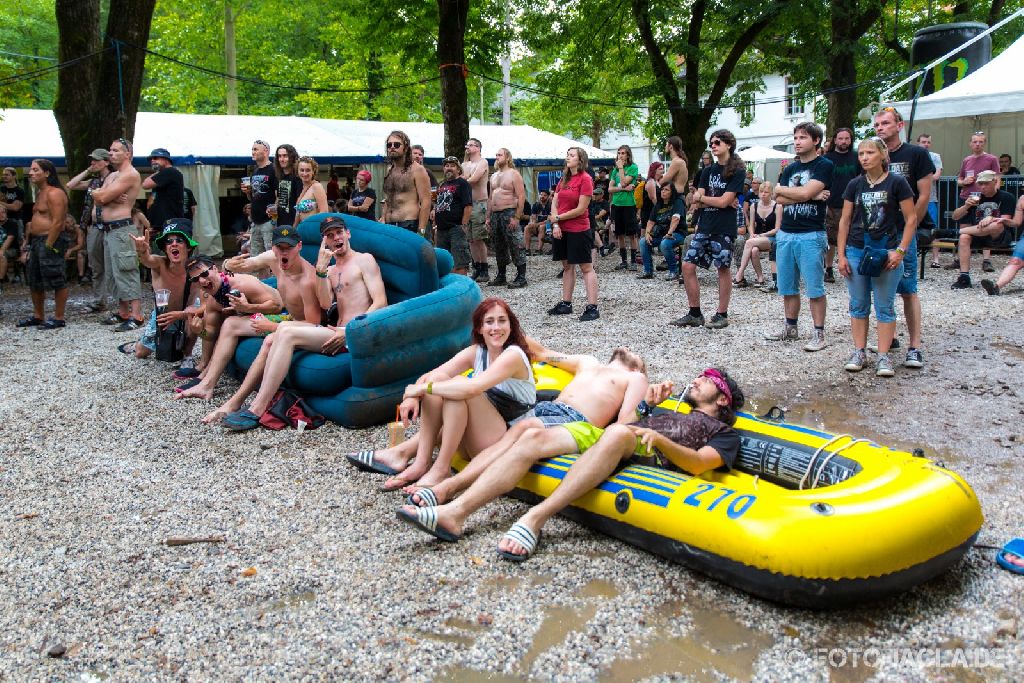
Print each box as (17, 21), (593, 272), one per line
(231, 213), (482, 428)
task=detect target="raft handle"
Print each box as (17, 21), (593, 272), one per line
(810, 502), (834, 516)
(912, 448), (925, 458)
(614, 491), (631, 514)
(761, 406), (786, 423)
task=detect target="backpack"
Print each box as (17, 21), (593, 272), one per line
(633, 179), (646, 206)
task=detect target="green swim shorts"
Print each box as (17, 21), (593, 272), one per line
(560, 421), (605, 453)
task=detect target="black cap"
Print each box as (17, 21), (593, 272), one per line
(149, 148), (172, 162)
(319, 216), (348, 235)
(186, 254), (214, 271)
(272, 224), (300, 247)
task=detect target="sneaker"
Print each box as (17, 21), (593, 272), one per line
(982, 259), (995, 273)
(761, 282), (778, 293)
(114, 318), (144, 332)
(764, 324), (798, 341)
(844, 349), (866, 372)
(704, 313), (729, 329)
(803, 329), (828, 352)
(614, 262), (628, 271)
(547, 301), (573, 315)
(875, 354), (895, 377)
(579, 304), (600, 322)
(636, 272), (654, 280)
(868, 337), (900, 353)
(950, 273), (972, 289)
(40, 318), (66, 330)
(665, 272), (679, 281)
(981, 279), (1000, 296)
(670, 313), (705, 327)
(824, 267), (836, 283)
(474, 270), (490, 283)
(101, 313), (128, 325)
(16, 316), (43, 328)
(904, 348), (924, 369)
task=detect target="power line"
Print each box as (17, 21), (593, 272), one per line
(0, 48), (111, 87)
(0, 49), (57, 62)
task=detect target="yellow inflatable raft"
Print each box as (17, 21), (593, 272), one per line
(456, 364), (983, 608)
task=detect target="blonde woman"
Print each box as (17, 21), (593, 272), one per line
(734, 181), (781, 286)
(294, 156), (329, 224)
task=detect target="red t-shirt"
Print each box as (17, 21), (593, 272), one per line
(958, 153), (999, 198)
(555, 172), (594, 233)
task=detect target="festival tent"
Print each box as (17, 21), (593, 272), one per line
(882, 34), (1024, 167)
(0, 108), (612, 255)
(738, 144), (793, 184)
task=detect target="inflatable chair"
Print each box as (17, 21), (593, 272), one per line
(231, 213), (482, 428)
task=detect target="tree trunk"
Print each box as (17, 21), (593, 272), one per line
(826, 1), (884, 135)
(225, 3), (239, 114)
(54, 0), (102, 177)
(97, 0), (157, 142)
(437, 0), (470, 158)
(590, 114), (602, 149)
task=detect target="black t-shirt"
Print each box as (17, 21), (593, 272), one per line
(350, 187), (377, 221)
(824, 149), (861, 209)
(532, 200), (551, 221)
(959, 189), (1017, 233)
(842, 174), (915, 249)
(779, 156), (834, 233)
(697, 162), (745, 236)
(2, 184), (25, 223)
(275, 173), (301, 227)
(589, 199), (609, 230)
(249, 164), (277, 224)
(147, 165), (185, 232)
(631, 411), (740, 472)
(648, 197), (686, 238)
(434, 177), (472, 230)
(183, 187), (197, 218)
(887, 143), (936, 228)
(0, 218), (19, 248)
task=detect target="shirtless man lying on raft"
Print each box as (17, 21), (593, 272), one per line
(398, 366), (745, 562)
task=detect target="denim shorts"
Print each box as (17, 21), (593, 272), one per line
(1013, 239), (1024, 262)
(844, 245), (902, 323)
(513, 401), (589, 426)
(776, 230), (827, 298)
(895, 236), (918, 296)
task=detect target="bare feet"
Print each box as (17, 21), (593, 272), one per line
(173, 384), (214, 400)
(405, 485), (446, 507)
(202, 404), (237, 424)
(1004, 551), (1024, 569)
(381, 474), (419, 492)
(371, 446), (415, 473)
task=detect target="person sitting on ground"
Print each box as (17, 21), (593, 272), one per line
(735, 181), (781, 287)
(589, 186), (610, 257)
(351, 297), (537, 492)
(172, 242), (295, 400)
(523, 189), (552, 256)
(949, 170), (1018, 290)
(981, 194), (1024, 296)
(394, 344), (649, 541)
(119, 218), (199, 359)
(494, 368), (743, 560)
(836, 137), (918, 378)
(206, 216), (386, 429)
(638, 183), (686, 280)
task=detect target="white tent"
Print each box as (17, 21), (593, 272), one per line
(737, 145), (793, 162)
(883, 34), (1024, 168)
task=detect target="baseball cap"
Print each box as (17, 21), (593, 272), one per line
(319, 216), (348, 235)
(153, 218), (199, 252)
(148, 148), (172, 162)
(443, 155), (462, 167)
(593, 186), (605, 195)
(357, 169), (372, 182)
(976, 170), (997, 182)
(89, 148), (110, 161)
(186, 254), (214, 271)
(272, 224), (300, 247)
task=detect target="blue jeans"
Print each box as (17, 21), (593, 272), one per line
(776, 230), (827, 298)
(640, 232), (686, 274)
(844, 245), (902, 323)
(895, 236), (918, 295)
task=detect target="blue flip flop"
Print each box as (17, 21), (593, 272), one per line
(172, 367), (201, 380)
(223, 409), (261, 431)
(996, 538), (1024, 575)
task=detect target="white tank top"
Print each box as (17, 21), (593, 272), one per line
(474, 344), (536, 405)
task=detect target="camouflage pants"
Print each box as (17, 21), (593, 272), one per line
(488, 207), (526, 270)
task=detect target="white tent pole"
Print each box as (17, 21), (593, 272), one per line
(878, 8), (1024, 102)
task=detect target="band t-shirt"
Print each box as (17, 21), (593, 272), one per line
(887, 143), (936, 228)
(697, 162), (744, 236)
(842, 173), (914, 249)
(0, 218), (19, 248)
(958, 189), (1017, 244)
(2, 184), (25, 223)
(249, 164), (277, 224)
(148, 166), (185, 231)
(824, 149), (862, 209)
(434, 177), (472, 230)
(555, 172), (594, 233)
(648, 197), (686, 239)
(588, 199), (609, 230)
(275, 173), (301, 227)
(610, 164), (640, 207)
(630, 411), (740, 472)
(779, 156), (834, 233)
(349, 187), (377, 221)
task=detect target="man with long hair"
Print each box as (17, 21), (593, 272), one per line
(486, 148), (528, 288)
(17, 159), (69, 329)
(270, 144), (300, 228)
(609, 145), (640, 270)
(662, 136), (689, 195)
(673, 129), (744, 330)
(382, 131), (431, 235)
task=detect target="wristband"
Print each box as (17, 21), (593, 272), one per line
(895, 247), (906, 256)
(315, 270), (328, 278)
(426, 382), (433, 395)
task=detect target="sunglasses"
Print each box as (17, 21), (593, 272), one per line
(189, 269), (210, 282)
(164, 236), (187, 245)
(700, 368), (732, 404)
(386, 141), (403, 149)
(709, 139), (723, 146)
(973, 131), (986, 136)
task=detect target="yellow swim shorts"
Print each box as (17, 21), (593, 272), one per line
(560, 421), (605, 453)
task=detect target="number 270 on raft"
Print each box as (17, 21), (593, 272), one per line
(683, 483), (756, 519)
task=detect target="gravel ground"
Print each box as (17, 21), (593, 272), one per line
(1, 251), (1022, 682)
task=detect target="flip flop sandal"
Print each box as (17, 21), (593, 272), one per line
(497, 522), (542, 562)
(117, 341), (137, 355)
(405, 487), (439, 508)
(395, 505), (461, 542)
(174, 379), (201, 393)
(345, 450), (401, 476)
(223, 409), (262, 431)
(996, 538), (1024, 575)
